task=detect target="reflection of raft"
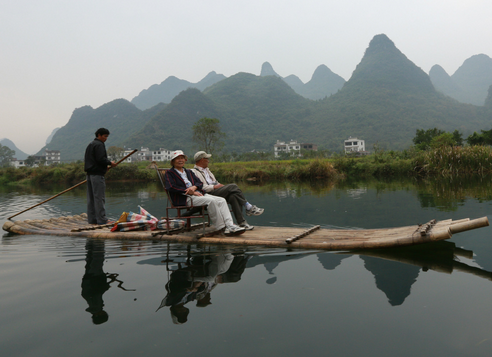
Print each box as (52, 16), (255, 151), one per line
(3, 214), (489, 251)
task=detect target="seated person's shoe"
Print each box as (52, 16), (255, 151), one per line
(239, 221), (254, 230)
(246, 205), (264, 216)
(224, 225), (246, 236)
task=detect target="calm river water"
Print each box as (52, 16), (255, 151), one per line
(1, 178), (492, 356)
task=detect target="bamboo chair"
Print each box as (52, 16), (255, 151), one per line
(155, 168), (210, 235)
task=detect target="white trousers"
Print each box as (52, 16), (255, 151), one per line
(187, 194), (233, 230)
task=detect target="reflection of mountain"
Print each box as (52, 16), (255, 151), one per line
(246, 252), (315, 274)
(142, 240), (492, 315)
(317, 252), (350, 270)
(360, 256), (419, 306)
(354, 241), (492, 306)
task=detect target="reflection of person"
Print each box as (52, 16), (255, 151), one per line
(164, 150), (245, 235)
(84, 128), (116, 225)
(81, 239), (110, 324)
(158, 253), (246, 324)
(192, 151), (264, 230)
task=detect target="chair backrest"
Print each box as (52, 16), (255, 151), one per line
(155, 168), (168, 188)
(155, 167), (174, 207)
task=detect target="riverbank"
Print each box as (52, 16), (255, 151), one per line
(2, 146), (492, 186)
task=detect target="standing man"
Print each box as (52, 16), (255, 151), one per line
(192, 151), (264, 230)
(84, 128), (116, 225)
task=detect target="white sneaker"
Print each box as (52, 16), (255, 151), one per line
(224, 225), (246, 235)
(246, 205), (264, 216)
(239, 221), (254, 230)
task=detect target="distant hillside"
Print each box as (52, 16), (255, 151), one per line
(297, 65), (346, 100)
(429, 65), (465, 101)
(261, 62), (346, 100)
(302, 34), (489, 150)
(203, 73), (311, 150)
(38, 99), (161, 161)
(45, 127), (60, 145)
(430, 54), (492, 106)
(45, 34), (492, 159)
(131, 71), (226, 110)
(0, 138), (29, 160)
(123, 73), (311, 153)
(124, 88), (221, 153)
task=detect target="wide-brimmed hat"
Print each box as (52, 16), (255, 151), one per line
(194, 151), (212, 162)
(170, 150), (187, 162)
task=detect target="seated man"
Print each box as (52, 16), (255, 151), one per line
(164, 150), (245, 236)
(191, 151), (264, 231)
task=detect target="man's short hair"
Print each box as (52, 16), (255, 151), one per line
(95, 128), (110, 137)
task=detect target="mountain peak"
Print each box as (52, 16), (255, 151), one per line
(364, 34), (397, 56)
(345, 34), (435, 95)
(260, 62), (281, 77)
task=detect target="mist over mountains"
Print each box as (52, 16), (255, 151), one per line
(24, 33), (492, 162)
(429, 54), (492, 106)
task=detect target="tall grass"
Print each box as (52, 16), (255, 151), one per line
(211, 158), (340, 182)
(413, 146), (492, 176)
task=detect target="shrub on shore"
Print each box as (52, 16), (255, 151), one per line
(3, 146), (492, 186)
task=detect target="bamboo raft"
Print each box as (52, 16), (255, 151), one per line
(2, 214), (489, 251)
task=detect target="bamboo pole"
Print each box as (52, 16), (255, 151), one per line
(7, 149), (138, 220)
(449, 217), (489, 234)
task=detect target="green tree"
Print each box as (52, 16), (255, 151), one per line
(430, 133), (455, 148)
(413, 128), (445, 150)
(467, 132), (486, 146)
(192, 117), (225, 156)
(452, 130), (464, 146)
(0, 144), (15, 167)
(466, 129), (492, 146)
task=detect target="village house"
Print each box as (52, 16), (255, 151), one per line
(10, 148), (61, 168)
(273, 140), (318, 158)
(122, 147), (173, 163)
(344, 137), (366, 153)
(10, 159), (26, 168)
(45, 149), (61, 165)
(152, 148), (173, 162)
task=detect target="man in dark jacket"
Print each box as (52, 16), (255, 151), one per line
(84, 128), (116, 225)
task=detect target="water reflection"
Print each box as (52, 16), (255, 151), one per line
(81, 239), (135, 324)
(155, 252), (249, 324)
(132, 239), (492, 324)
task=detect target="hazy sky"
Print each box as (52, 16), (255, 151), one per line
(1, 0), (491, 155)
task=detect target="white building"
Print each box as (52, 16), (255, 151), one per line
(10, 159), (26, 168)
(45, 149), (61, 165)
(136, 147), (152, 161)
(122, 148), (136, 163)
(274, 140), (317, 158)
(152, 148), (173, 162)
(344, 137), (365, 153)
(122, 147), (173, 163)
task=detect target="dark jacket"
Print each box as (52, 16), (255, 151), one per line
(84, 139), (111, 176)
(164, 168), (204, 206)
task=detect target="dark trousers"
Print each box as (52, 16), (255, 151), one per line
(87, 175), (108, 225)
(211, 184), (247, 224)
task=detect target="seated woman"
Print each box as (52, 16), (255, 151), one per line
(164, 150), (245, 235)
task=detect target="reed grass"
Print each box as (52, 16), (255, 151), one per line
(3, 146), (492, 186)
(413, 146), (492, 176)
(210, 158), (340, 182)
